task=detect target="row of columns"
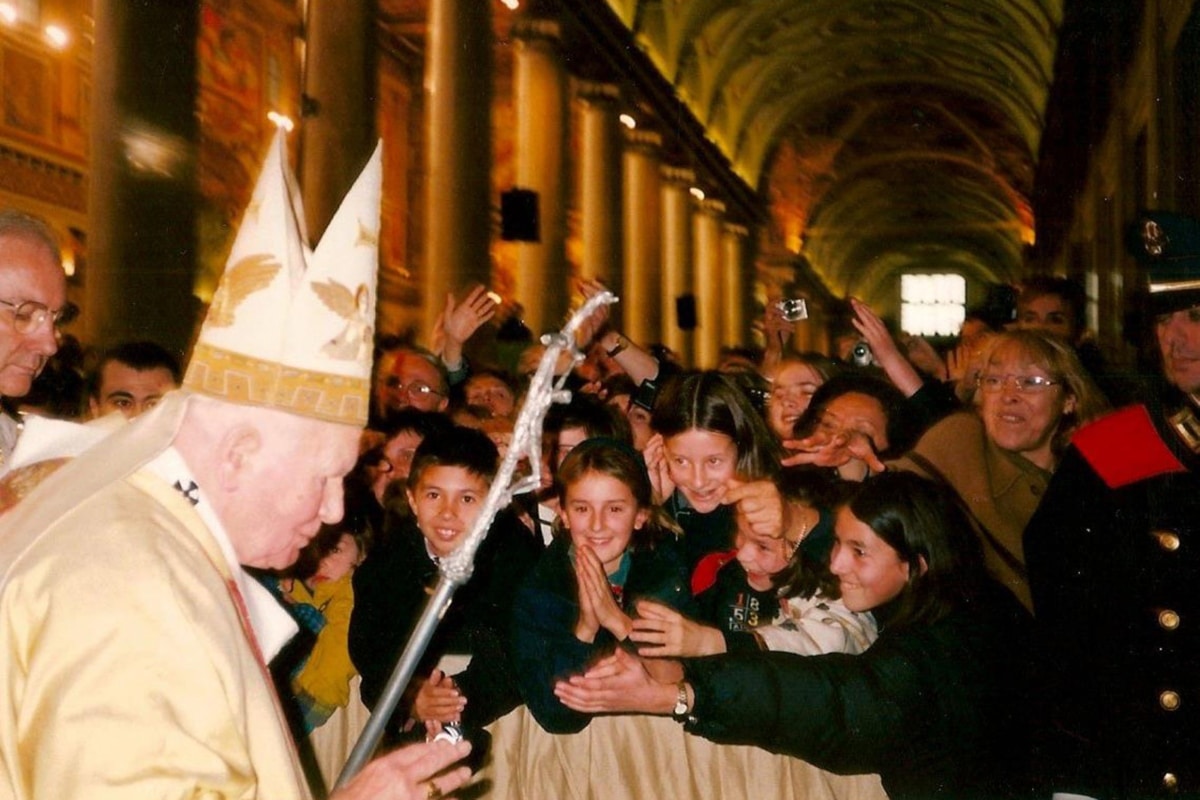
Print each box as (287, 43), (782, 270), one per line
(423, 8), (754, 366)
(509, 20), (754, 363)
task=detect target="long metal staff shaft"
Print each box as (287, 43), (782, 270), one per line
(336, 291), (616, 787)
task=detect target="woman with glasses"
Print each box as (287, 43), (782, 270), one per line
(888, 329), (1108, 609)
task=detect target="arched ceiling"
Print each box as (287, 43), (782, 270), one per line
(603, 0), (1063, 305)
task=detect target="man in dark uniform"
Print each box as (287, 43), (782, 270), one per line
(1025, 211), (1200, 798)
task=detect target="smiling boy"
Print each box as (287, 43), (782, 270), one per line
(348, 425), (540, 741)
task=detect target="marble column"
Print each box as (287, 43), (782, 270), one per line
(722, 223), (752, 346)
(300, 0), (374, 240)
(513, 18), (568, 334)
(693, 198), (725, 368)
(422, 0), (493, 334)
(85, 0), (200, 356)
(577, 81), (621, 292)
(621, 129), (662, 344)
(661, 167), (695, 364)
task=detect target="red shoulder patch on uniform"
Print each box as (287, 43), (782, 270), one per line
(1072, 405), (1187, 488)
(691, 549), (738, 596)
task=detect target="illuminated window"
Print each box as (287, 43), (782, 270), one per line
(900, 273), (966, 337)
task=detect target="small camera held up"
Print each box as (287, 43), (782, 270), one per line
(850, 340), (873, 367)
(776, 298), (808, 322)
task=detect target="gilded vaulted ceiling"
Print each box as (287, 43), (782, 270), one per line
(603, 0), (1064, 305)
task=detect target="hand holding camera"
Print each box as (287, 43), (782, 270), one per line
(848, 297), (924, 397)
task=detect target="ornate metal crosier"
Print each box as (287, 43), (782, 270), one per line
(337, 290), (617, 786)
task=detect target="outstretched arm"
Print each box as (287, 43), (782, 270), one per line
(849, 298), (923, 397)
(578, 278), (662, 384)
(436, 284), (497, 374)
(553, 647), (681, 716)
(629, 599), (727, 658)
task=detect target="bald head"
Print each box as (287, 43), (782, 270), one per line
(0, 211), (62, 267)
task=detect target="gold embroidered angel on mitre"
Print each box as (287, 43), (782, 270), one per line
(207, 254), (282, 328)
(311, 279), (374, 362)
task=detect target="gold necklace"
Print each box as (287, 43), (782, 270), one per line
(787, 506), (816, 553)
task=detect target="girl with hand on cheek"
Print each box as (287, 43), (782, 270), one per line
(510, 438), (692, 733)
(647, 371), (788, 574)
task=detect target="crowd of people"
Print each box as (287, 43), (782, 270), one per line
(207, 249), (1183, 797)
(0, 140), (1198, 800)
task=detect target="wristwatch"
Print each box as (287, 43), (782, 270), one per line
(671, 681), (691, 722)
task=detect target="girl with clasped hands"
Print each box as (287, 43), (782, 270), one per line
(553, 473), (1035, 800)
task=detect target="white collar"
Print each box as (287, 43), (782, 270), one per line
(145, 447), (298, 662)
(423, 537), (442, 565)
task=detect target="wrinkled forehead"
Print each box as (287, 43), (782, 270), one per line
(388, 350), (443, 386)
(0, 233), (66, 302)
(735, 510), (794, 549)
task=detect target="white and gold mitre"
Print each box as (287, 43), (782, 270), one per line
(184, 129), (383, 426)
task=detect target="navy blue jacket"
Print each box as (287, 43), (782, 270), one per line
(349, 510), (539, 733)
(1025, 401), (1200, 797)
(511, 535), (692, 733)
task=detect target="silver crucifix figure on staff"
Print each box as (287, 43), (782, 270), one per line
(337, 289), (618, 787)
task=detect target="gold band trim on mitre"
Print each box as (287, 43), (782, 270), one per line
(183, 342), (368, 427)
(1149, 278), (1200, 294)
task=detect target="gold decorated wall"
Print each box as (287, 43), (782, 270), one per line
(195, 0), (300, 303)
(0, 2), (89, 288)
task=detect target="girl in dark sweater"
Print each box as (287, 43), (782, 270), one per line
(511, 438), (692, 733)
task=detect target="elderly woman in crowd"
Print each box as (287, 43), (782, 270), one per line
(889, 329), (1108, 609)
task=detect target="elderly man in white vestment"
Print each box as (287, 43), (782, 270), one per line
(0, 132), (472, 800)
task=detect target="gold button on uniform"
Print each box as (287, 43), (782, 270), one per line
(1155, 530), (1182, 551)
(1159, 609), (1181, 630)
(1163, 772), (1179, 791)
(1160, 690), (1181, 711)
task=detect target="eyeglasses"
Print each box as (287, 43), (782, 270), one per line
(0, 298), (77, 335)
(977, 374), (1061, 394)
(384, 376), (443, 397)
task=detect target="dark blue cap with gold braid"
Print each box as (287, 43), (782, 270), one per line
(1130, 211), (1200, 314)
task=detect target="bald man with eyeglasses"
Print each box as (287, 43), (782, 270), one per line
(0, 210), (69, 468)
